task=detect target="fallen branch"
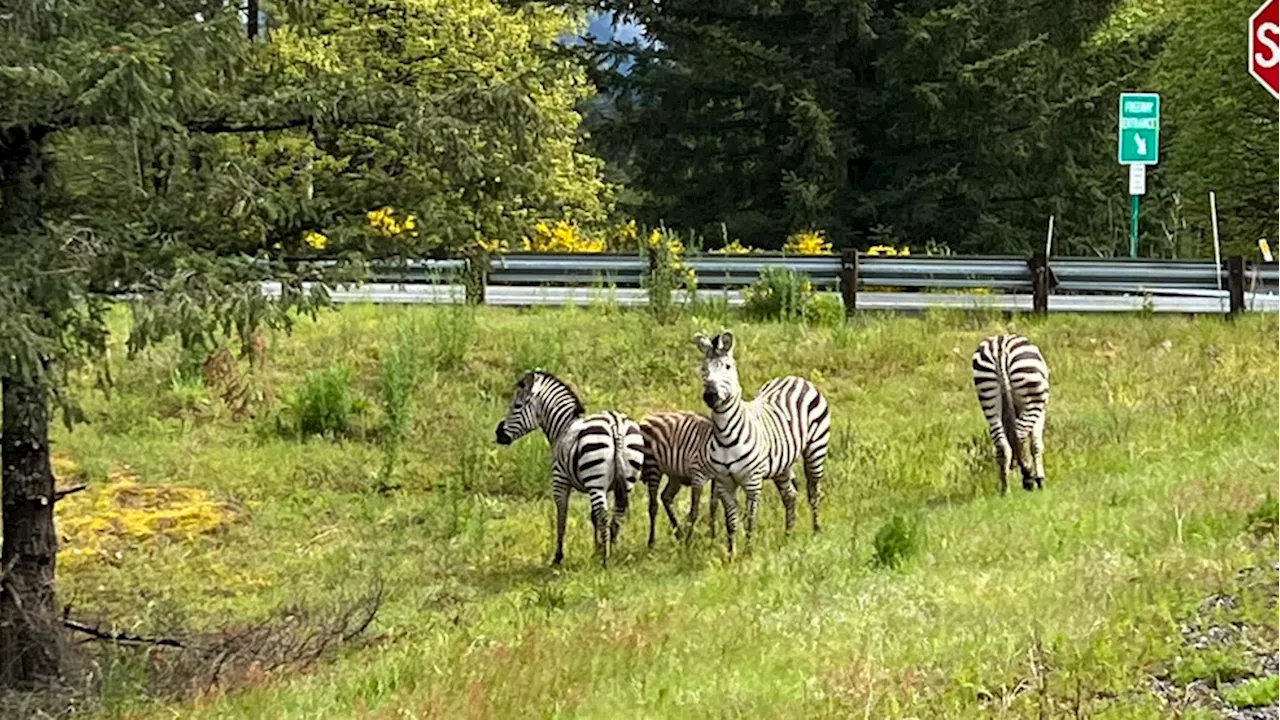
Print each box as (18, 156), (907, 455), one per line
(63, 618), (189, 649)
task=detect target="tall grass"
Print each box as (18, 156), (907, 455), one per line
(47, 306), (1278, 719)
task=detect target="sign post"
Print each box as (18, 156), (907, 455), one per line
(1250, 0), (1280, 99)
(1118, 93), (1160, 258)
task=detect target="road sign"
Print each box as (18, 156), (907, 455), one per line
(1128, 164), (1146, 196)
(1118, 93), (1160, 165)
(1251, 0), (1280, 99)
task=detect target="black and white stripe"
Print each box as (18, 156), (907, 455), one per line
(695, 332), (831, 555)
(971, 334), (1050, 494)
(495, 371), (645, 566)
(638, 410), (719, 546)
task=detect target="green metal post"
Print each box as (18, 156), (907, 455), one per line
(1129, 194), (1139, 258)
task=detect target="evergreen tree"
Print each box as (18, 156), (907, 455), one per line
(586, 0), (1124, 250)
(0, 0), (606, 687)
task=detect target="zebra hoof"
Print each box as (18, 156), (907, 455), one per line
(1035, 477), (1045, 490)
(1021, 478), (1036, 491)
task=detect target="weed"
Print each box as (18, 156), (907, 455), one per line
(742, 267), (816, 322)
(379, 320), (426, 480)
(1244, 490), (1278, 537)
(872, 513), (923, 569)
(430, 305), (476, 372)
(1222, 675), (1279, 708)
(284, 365), (365, 439)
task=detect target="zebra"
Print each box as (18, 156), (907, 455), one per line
(638, 410), (720, 546)
(971, 333), (1050, 494)
(494, 370), (646, 566)
(694, 331), (831, 555)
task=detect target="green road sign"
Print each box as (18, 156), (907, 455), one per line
(1118, 92), (1160, 165)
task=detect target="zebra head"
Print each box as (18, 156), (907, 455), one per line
(694, 331), (740, 412)
(495, 370), (583, 445)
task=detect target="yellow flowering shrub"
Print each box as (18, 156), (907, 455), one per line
(713, 239), (761, 254)
(522, 220), (607, 253)
(56, 466), (237, 573)
(783, 229), (833, 255)
(366, 206), (419, 238)
(475, 237), (509, 254)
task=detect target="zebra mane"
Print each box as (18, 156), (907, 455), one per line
(524, 370), (585, 417)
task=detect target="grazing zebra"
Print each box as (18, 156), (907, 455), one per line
(638, 410), (720, 546)
(494, 370), (645, 566)
(694, 331), (831, 555)
(971, 334), (1050, 494)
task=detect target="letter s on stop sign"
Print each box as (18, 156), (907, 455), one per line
(1251, 0), (1280, 99)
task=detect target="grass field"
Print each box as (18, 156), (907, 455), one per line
(39, 304), (1279, 718)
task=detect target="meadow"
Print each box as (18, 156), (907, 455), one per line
(38, 303), (1279, 718)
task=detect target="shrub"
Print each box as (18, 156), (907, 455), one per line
(742, 267), (815, 322)
(643, 227), (695, 323)
(872, 514), (922, 569)
(285, 365), (365, 439)
(783, 229), (833, 255)
(804, 294), (845, 326)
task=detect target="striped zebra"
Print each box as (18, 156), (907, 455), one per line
(971, 334), (1050, 494)
(638, 410), (720, 546)
(694, 331), (831, 555)
(495, 370), (645, 566)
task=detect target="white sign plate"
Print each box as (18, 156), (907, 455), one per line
(1128, 163), (1147, 196)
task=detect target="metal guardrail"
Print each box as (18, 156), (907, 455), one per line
(286, 252), (1277, 314)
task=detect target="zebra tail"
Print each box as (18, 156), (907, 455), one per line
(998, 366), (1026, 470)
(612, 423), (632, 491)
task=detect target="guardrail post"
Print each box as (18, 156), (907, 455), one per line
(839, 249), (858, 316)
(1226, 255), (1245, 317)
(1029, 251), (1049, 315)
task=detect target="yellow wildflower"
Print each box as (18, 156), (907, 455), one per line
(303, 231), (328, 250)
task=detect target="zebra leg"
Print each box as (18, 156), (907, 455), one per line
(683, 479), (701, 544)
(610, 482), (630, 545)
(552, 480), (570, 566)
(773, 470), (798, 535)
(743, 480), (762, 549)
(718, 479), (739, 557)
(1017, 431), (1036, 491)
(802, 445), (827, 533)
(644, 462), (660, 548)
(588, 488), (611, 567)
(707, 478), (719, 539)
(1030, 422), (1046, 490)
(993, 434), (1013, 496)
(660, 476), (682, 537)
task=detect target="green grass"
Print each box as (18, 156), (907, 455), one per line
(1222, 676), (1280, 708)
(44, 305), (1278, 718)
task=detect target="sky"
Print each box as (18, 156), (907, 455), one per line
(584, 11), (648, 45)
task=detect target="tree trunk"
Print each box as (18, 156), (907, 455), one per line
(0, 127), (61, 687)
(1, 376), (61, 687)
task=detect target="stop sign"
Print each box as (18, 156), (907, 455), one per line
(1251, 0), (1280, 98)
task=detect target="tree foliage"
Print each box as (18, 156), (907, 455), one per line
(585, 0), (1122, 251)
(0, 0), (610, 688)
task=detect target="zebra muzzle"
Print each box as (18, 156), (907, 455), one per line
(495, 423), (512, 445)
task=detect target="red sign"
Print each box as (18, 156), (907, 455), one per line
(1251, 0), (1280, 98)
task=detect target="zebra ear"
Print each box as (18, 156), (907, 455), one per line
(715, 331), (735, 354)
(693, 334), (714, 354)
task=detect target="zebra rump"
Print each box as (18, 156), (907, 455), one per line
(971, 334), (1050, 493)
